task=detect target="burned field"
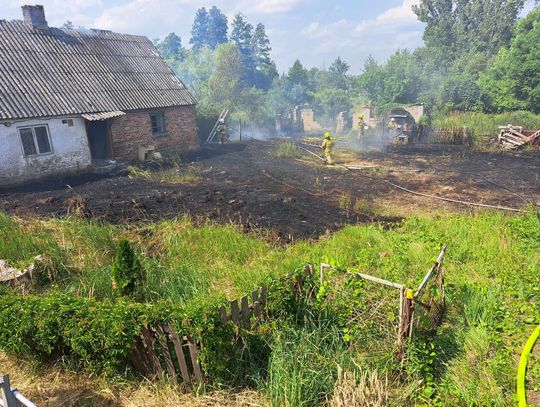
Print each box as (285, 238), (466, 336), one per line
(1, 140), (539, 241)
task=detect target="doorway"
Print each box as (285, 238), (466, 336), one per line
(86, 120), (111, 159)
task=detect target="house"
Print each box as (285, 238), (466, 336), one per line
(0, 5), (197, 184)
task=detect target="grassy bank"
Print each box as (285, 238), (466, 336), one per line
(1, 210), (539, 405)
(432, 110), (540, 143)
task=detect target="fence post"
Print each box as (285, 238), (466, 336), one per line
(1, 375), (16, 407)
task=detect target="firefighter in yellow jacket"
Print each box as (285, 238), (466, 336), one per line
(320, 132), (334, 165)
(358, 114), (366, 140)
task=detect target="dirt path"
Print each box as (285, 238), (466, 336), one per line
(1, 140), (538, 241)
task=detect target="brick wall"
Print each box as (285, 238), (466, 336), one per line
(110, 105), (198, 160)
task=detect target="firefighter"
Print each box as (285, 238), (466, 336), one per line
(216, 119), (228, 144)
(387, 117), (397, 139)
(320, 132), (334, 165)
(358, 114), (366, 140)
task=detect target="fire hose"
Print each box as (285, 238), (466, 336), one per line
(517, 324), (540, 407)
(294, 141), (525, 213)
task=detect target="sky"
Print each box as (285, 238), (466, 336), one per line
(0, 0), (536, 74)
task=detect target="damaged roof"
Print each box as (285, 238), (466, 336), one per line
(0, 21), (197, 120)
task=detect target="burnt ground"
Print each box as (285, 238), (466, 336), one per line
(1, 140), (539, 241)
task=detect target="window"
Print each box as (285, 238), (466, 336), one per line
(150, 111), (166, 135)
(18, 125), (52, 157)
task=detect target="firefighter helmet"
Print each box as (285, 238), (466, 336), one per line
(323, 132), (331, 139)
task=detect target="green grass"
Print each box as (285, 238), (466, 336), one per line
(263, 324), (355, 407)
(1, 210), (539, 405)
(432, 110), (540, 143)
(273, 141), (301, 158)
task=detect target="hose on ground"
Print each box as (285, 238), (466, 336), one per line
(517, 324), (540, 406)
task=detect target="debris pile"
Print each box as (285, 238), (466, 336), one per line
(0, 255), (55, 287)
(498, 125), (540, 150)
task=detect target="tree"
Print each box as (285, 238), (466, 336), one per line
(355, 56), (383, 103)
(413, 0), (527, 70)
(200, 43), (243, 111)
(62, 21), (74, 29)
(355, 50), (422, 106)
(230, 13), (256, 86)
(190, 7), (209, 51)
(207, 6), (228, 50)
(479, 6), (540, 112)
(111, 239), (146, 301)
(156, 32), (185, 61)
(327, 57), (350, 90)
(252, 23), (278, 89)
(287, 60), (309, 86)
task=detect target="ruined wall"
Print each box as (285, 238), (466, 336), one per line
(300, 109), (323, 132)
(353, 106), (377, 129)
(0, 116), (91, 184)
(403, 104), (424, 123)
(110, 105), (198, 160)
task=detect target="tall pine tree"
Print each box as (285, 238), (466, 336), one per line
(190, 7), (209, 51)
(252, 23), (277, 89)
(231, 13), (256, 87)
(207, 6), (228, 50)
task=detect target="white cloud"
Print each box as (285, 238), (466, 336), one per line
(92, 0), (197, 37)
(296, 0), (424, 72)
(355, 0), (420, 32)
(240, 0), (303, 14)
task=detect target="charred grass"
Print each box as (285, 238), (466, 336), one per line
(1, 210), (539, 405)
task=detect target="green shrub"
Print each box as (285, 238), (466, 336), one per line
(0, 293), (144, 374)
(273, 141), (301, 158)
(112, 239), (146, 301)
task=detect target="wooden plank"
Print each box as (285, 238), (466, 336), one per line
(141, 326), (162, 376)
(241, 295), (250, 329)
(251, 289), (260, 318)
(260, 285), (268, 308)
(129, 340), (152, 376)
(354, 271), (403, 290)
(165, 326), (191, 386)
(219, 305), (229, 324)
(154, 325), (177, 384)
(0, 375), (16, 407)
(230, 299), (239, 326)
(187, 335), (203, 381)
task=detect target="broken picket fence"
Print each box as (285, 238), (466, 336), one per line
(132, 245), (447, 385)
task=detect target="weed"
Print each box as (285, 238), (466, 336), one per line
(273, 141), (300, 158)
(328, 367), (389, 407)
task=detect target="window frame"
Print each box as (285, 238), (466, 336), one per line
(18, 124), (53, 157)
(149, 111), (166, 136)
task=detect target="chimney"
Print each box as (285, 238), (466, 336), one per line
(22, 5), (48, 30)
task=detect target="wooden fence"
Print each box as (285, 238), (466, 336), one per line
(219, 285), (268, 328)
(424, 128), (469, 145)
(130, 251), (447, 384)
(130, 284), (270, 388)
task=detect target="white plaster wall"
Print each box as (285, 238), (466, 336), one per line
(0, 116), (91, 184)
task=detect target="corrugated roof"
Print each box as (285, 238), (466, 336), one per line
(81, 111), (125, 121)
(0, 21), (197, 120)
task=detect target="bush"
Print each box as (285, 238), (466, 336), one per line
(273, 141), (301, 158)
(0, 293), (144, 375)
(112, 239), (146, 301)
